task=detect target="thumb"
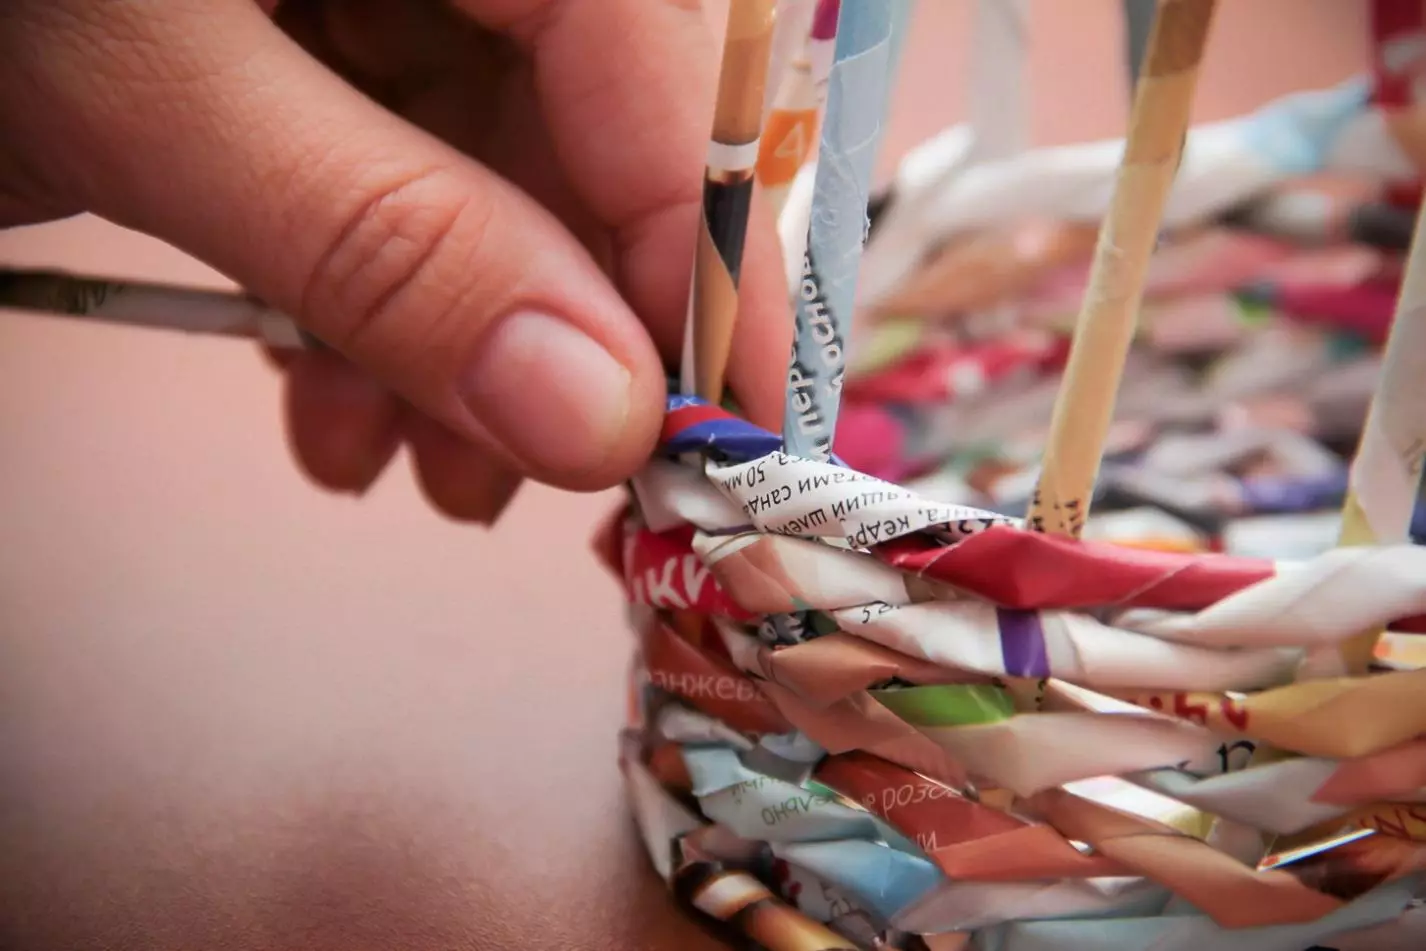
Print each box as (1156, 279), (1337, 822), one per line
(6, 0), (665, 490)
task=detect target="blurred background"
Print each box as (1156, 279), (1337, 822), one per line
(0, 2), (1373, 948)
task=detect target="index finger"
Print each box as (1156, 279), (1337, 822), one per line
(455, 0), (793, 427)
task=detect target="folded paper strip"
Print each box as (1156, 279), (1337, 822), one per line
(613, 395), (1426, 951)
(613, 43), (1426, 950)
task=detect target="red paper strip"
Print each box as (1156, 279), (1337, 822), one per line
(642, 622), (792, 735)
(625, 524), (757, 620)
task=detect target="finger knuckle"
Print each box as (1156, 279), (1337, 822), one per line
(299, 166), (493, 360)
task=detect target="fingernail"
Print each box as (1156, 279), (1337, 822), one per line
(461, 467), (523, 526)
(461, 311), (631, 476)
(323, 419), (396, 496)
(470, 477), (521, 526)
(347, 444), (393, 496)
(415, 449), (524, 526)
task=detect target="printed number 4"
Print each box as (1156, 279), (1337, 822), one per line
(775, 123), (808, 160)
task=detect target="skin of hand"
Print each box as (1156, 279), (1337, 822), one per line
(0, 0), (792, 523)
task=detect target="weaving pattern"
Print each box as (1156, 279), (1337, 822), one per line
(611, 398), (1426, 951)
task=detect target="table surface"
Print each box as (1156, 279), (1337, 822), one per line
(0, 219), (727, 951)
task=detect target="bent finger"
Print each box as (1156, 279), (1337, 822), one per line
(8, 0), (666, 490)
(404, 412), (524, 525)
(456, 0), (792, 427)
(284, 349), (403, 495)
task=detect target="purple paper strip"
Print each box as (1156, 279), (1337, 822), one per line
(995, 608), (1051, 678)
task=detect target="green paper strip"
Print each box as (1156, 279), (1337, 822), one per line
(870, 684), (1015, 726)
(1233, 294), (1274, 326)
(849, 317), (926, 376)
(802, 778), (843, 801)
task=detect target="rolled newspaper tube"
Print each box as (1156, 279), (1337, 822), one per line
(1299, 192), (1426, 678)
(1371, 0), (1426, 187)
(1026, 0), (1219, 537)
(883, 0), (916, 112)
(756, 0), (840, 219)
(761, 0), (819, 125)
(680, 0), (779, 403)
(856, 0), (1029, 304)
(867, 219), (1100, 319)
(1220, 191), (1417, 251)
(862, 125), (975, 245)
(1122, 0), (1158, 90)
(774, 1), (913, 300)
(1239, 278), (1398, 344)
(0, 267), (307, 348)
(966, 0), (1029, 165)
(1219, 190), (1358, 245)
(673, 857), (859, 950)
(857, 75), (1383, 313)
(628, 395), (1426, 935)
(782, 0), (899, 461)
(1350, 200), (1420, 250)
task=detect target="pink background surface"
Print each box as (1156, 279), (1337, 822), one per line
(0, 2), (1369, 948)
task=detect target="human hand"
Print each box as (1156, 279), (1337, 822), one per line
(0, 0), (791, 522)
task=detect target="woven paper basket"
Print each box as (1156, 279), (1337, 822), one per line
(609, 389), (1426, 950)
(608, 3), (1426, 949)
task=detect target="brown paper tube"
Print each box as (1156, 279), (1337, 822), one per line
(1026, 0), (1218, 537)
(683, 0), (779, 403)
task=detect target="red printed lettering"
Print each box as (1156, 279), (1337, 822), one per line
(1173, 693), (1210, 726)
(1219, 696), (1249, 731)
(876, 782), (952, 816)
(682, 555), (710, 606)
(643, 558), (685, 608)
(648, 669), (758, 702)
(624, 528), (752, 619)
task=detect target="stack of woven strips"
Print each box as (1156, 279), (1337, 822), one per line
(610, 2), (1426, 949)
